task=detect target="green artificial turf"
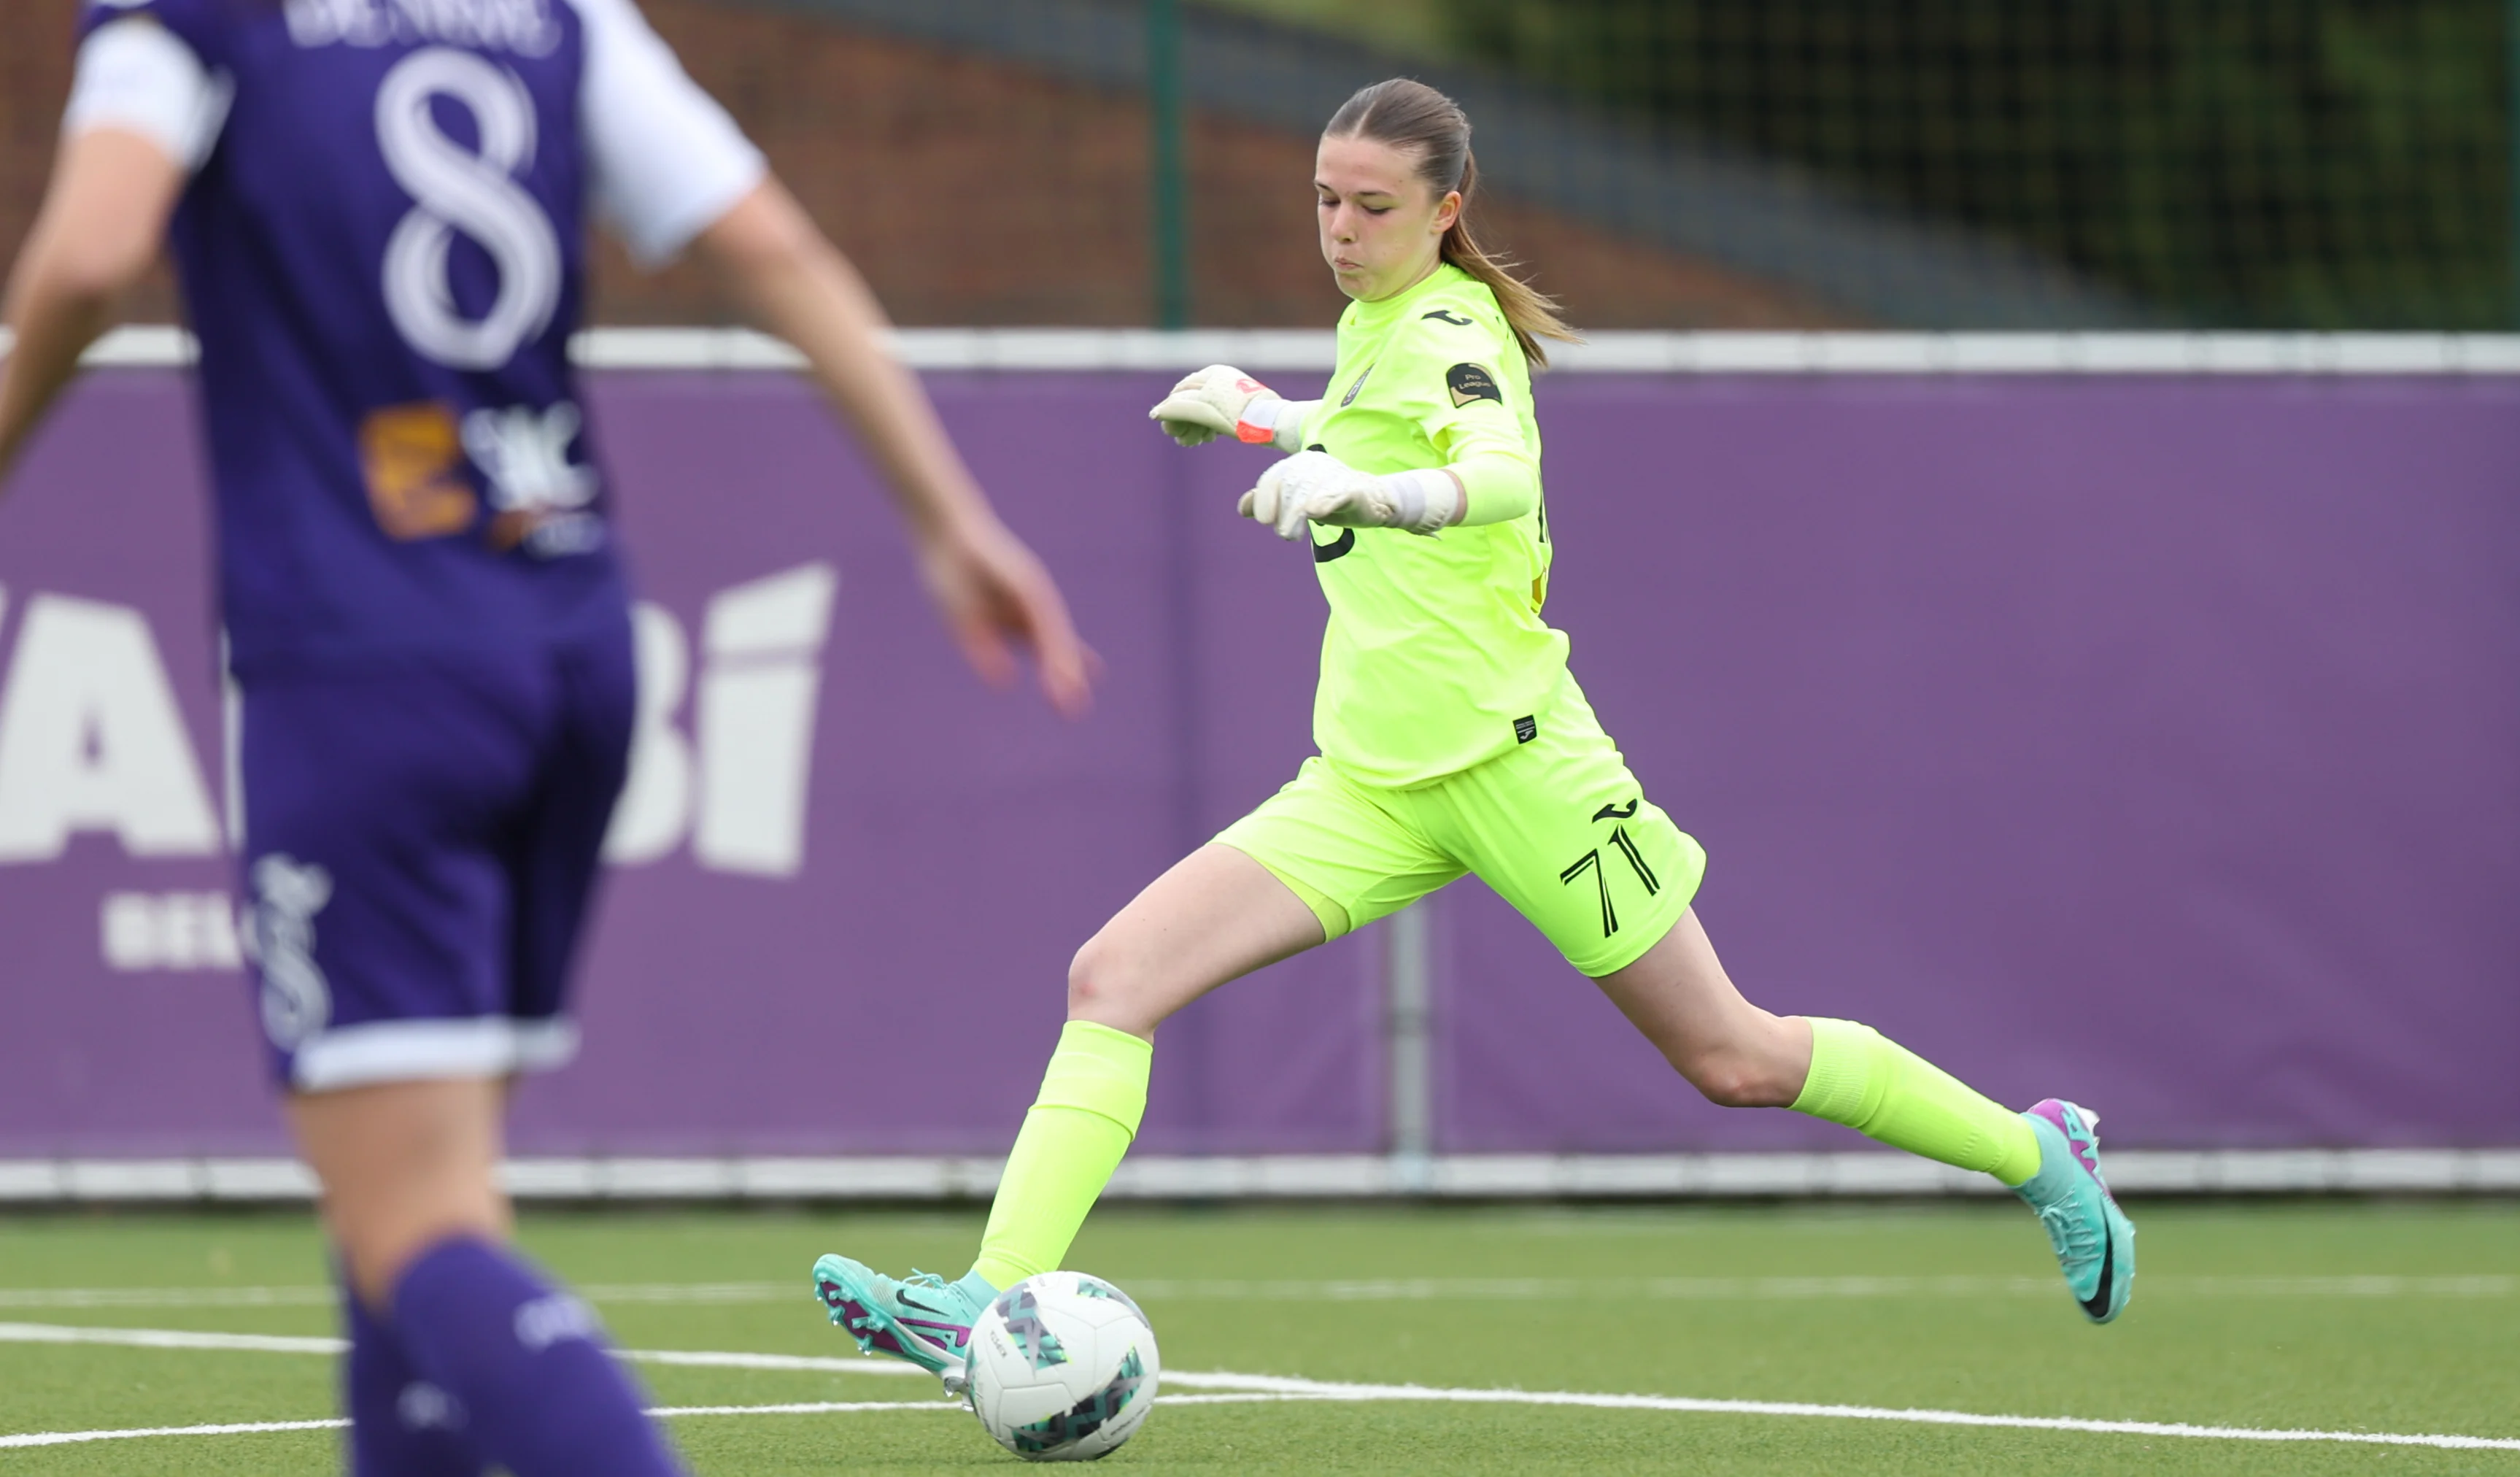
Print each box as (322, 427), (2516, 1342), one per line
(1, 1200), (2514, 1473)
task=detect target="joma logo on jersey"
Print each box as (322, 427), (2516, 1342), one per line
(0, 566), (837, 969)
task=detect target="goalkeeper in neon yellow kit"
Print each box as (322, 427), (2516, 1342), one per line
(813, 78), (2135, 1381)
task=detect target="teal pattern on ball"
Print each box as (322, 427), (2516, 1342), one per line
(994, 1285), (1070, 1371)
(1012, 1349), (1145, 1454)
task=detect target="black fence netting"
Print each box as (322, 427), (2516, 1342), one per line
(1442, 0), (2513, 330)
(12, 0), (2503, 329)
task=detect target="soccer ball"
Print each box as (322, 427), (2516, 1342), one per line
(965, 1271), (1161, 1462)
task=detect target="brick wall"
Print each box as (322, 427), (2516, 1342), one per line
(2, 0), (1841, 330)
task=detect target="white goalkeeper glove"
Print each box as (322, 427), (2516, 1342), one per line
(1148, 364), (1317, 452)
(1237, 450), (1460, 541)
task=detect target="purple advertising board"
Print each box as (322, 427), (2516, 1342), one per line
(1, 365), (2513, 1158)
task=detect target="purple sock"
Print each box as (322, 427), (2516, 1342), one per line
(388, 1238), (681, 1477)
(344, 1283), (483, 1476)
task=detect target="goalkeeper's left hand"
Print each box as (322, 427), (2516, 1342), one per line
(1148, 364), (1313, 452)
(1237, 450), (1460, 541)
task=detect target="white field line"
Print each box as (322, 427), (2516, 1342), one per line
(648, 1400), (937, 1416)
(0, 1321), (921, 1378)
(0, 1395), (1305, 1451)
(2, 1273), (2509, 1311)
(0, 1322), (341, 1356)
(0, 1281), (802, 1311)
(0, 1419), (345, 1450)
(1158, 1373), (2520, 1452)
(626, 1347), (918, 1376)
(0, 1403), (954, 1450)
(1104, 1274), (2520, 1302)
(0, 1321), (2513, 1454)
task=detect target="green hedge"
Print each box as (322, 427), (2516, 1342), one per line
(1445, 0), (2512, 328)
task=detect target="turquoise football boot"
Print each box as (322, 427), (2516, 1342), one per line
(812, 1254), (993, 1392)
(2014, 1099), (2136, 1323)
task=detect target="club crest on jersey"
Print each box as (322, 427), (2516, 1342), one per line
(1446, 363), (1503, 409)
(360, 403), (479, 541)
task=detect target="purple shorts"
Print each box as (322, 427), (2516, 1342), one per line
(237, 628), (634, 1092)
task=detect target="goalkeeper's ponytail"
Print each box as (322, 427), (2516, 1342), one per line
(1324, 79), (1581, 369)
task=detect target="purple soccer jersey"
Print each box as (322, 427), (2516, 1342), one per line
(78, 0), (622, 677)
(64, 0), (760, 1087)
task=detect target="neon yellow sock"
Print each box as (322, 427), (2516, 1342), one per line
(968, 1021), (1152, 1291)
(1790, 1017), (2041, 1186)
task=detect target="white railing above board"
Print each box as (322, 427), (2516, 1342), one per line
(0, 1147), (2513, 1202)
(13, 325), (2520, 375)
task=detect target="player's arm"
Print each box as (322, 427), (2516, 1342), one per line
(692, 183), (1091, 714)
(1240, 316), (1539, 541)
(1375, 313), (1539, 529)
(1149, 366), (1318, 452)
(1426, 403), (1539, 528)
(0, 19), (204, 489)
(576, 0), (1089, 714)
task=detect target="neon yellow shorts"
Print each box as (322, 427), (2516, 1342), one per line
(1214, 673), (1704, 977)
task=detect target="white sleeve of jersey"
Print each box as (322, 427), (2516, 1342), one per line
(62, 18), (234, 173)
(574, 0), (768, 269)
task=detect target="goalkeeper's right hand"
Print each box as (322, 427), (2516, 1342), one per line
(1148, 364), (1315, 452)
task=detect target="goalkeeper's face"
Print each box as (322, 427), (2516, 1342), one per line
(1315, 134), (1462, 303)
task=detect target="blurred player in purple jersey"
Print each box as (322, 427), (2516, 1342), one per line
(0, 0), (1091, 1469)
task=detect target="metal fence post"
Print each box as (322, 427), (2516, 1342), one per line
(1146, 0), (1191, 328)
(1385, 901), (1434, 1192)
